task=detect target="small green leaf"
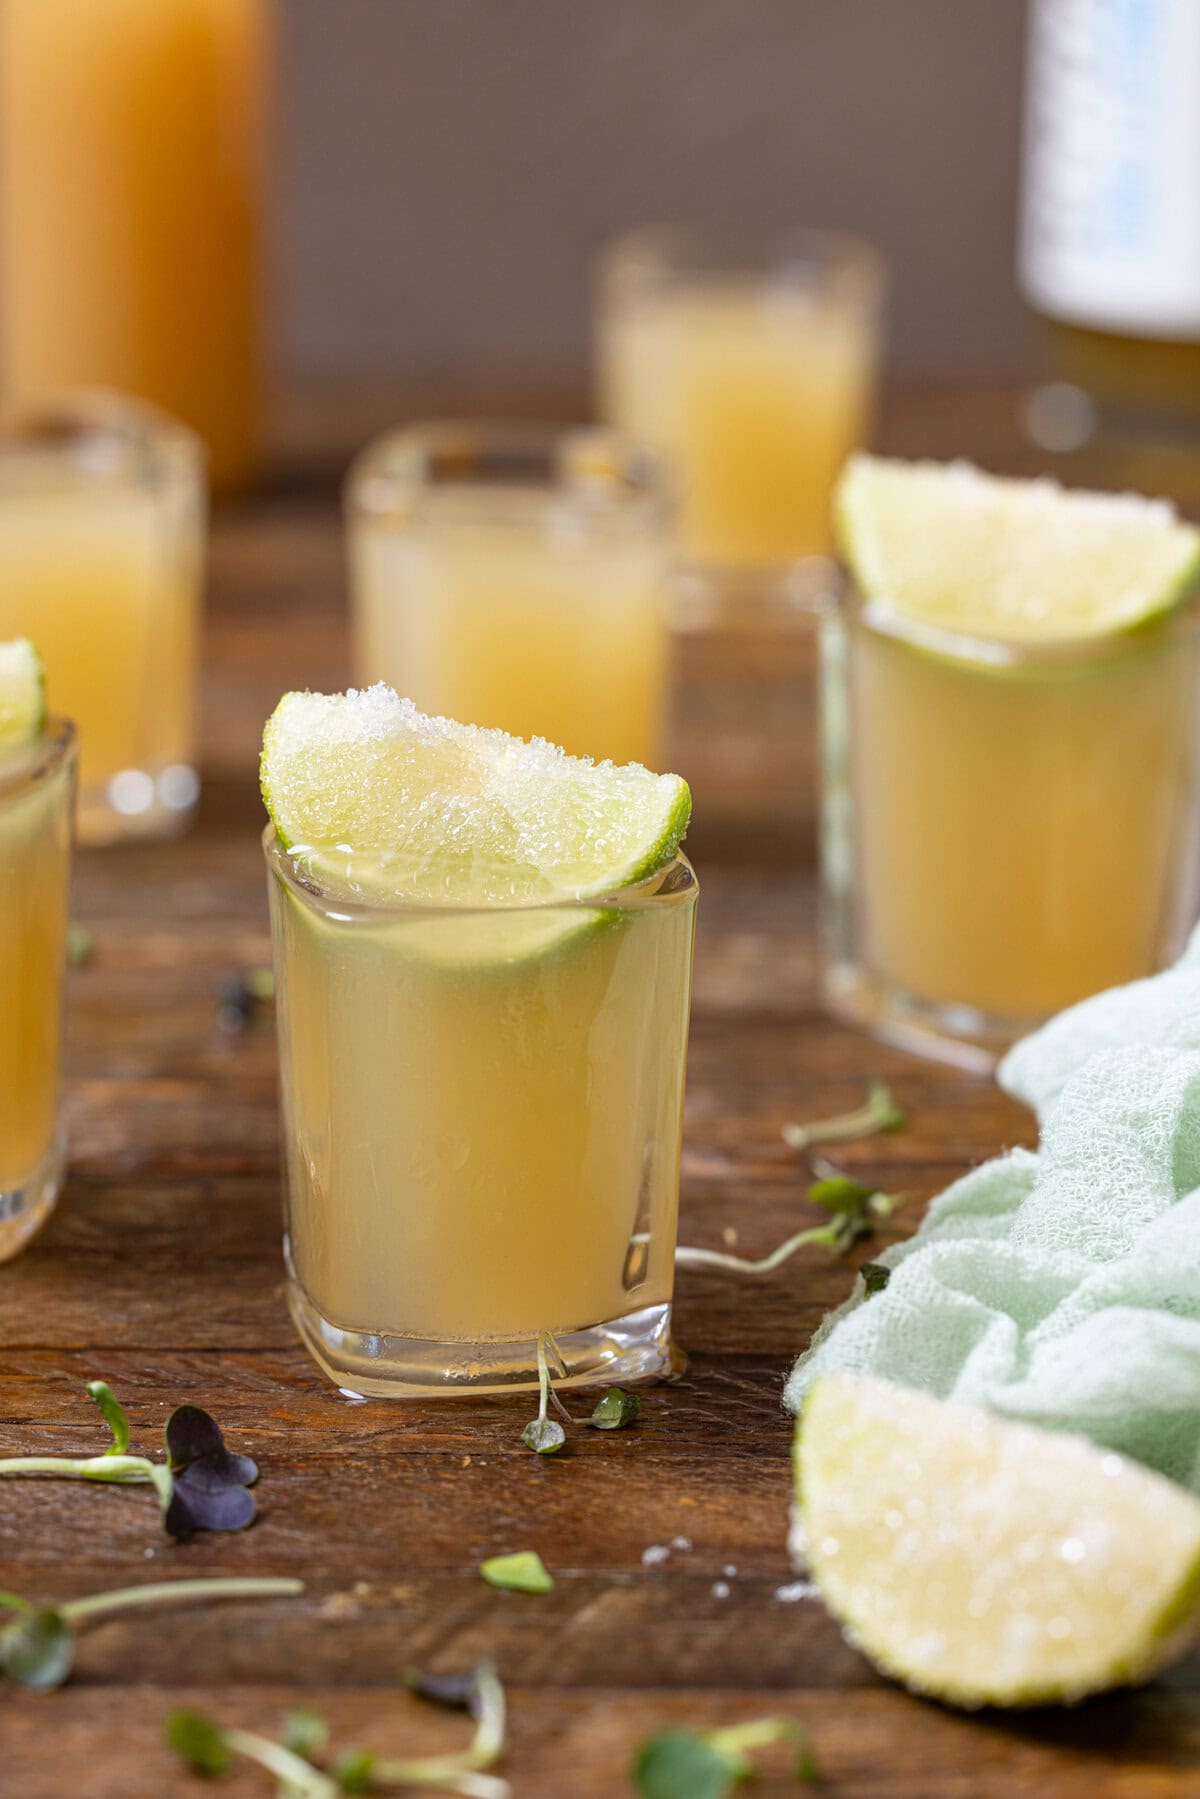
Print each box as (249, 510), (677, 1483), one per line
(0, 1607), (74, 1690)
(808, 1175), (878, 1215)
(633, 1730), (745, 1799)
(480, 1551), (554, 1594)
(283, 1708), (329, 1761)
(86, 1380), (131, 1456)
(521, 1416), (565, 1455)
(860, 1261), (891, 1296)
(331, 1747), (375, 1792)
(167, 1709), (232, 1776)
(67, 924), (95, 967)
(589, 1388), (643, 1431)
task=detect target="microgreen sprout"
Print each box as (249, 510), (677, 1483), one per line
(782, 1080), (904, 1152)
(589, 1388), (642, 1430)
(479, 1551), (554, 1595)
(676, 1168), (903, 1277)
(169, 1661), (511, 1797)
(520, 1333), (568, 1455)
(67, 923), (95, 967)
(0, 1380), (261, 1537)
(0, 1577), (301, 1691)
(633, 1718), (817, 1797)
(217, 965), (275, 1030)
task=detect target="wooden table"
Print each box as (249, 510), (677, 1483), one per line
(4, 387), (1196, 1796)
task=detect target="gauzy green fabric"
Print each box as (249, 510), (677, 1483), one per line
(784, 928), (1200, 1492)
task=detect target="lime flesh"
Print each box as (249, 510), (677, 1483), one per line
(836, 455), (1200, 644)
(795, 1374), (1200, 1707)
(0, 638), (46, 749)
(260, 684), (690, 906)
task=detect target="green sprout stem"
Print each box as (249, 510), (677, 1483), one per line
(224, 1726), (339, 1798)
(371, 1664), (509, 1796)
(0, 1452), (156, 1483)
(781, 1080), (903, 1151)
(58, 1577), (302, 1627)
(675, 1221), (842, 1276)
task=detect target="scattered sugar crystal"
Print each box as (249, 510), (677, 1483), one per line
(712, 1581), (731, 1600)
(723, 1564), (738, 1578)
(671, 1536), (692, 1552)
(642, 1544), (670, 1567)
(775, 1580), (818, 1603)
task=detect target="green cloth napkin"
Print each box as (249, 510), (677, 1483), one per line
(785, 930), (1200, 1492)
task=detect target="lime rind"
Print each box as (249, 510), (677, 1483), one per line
(261, 685), (691, 908)
(836, 455), (1200, 646)
(796, 1373), (1200, 1708)
(0, 638), (46, 748)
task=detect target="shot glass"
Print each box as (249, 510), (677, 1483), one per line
(596, 226), (886, 595)
(820, 588), (1200, 1067)
(0, 718), (76, 1259)
(347, 423), (674, 768)
(266, 831), (699, 1396)
(0, 393), (206, 844)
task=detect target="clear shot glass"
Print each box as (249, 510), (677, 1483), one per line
(266, 830), (699, 1397)
(820, 588), (1200, 1068)
(0, 392), (206, 844)
(347, 423), (675, 769)
(596, 226), (886, 602)
(0, 718), (76, 1259)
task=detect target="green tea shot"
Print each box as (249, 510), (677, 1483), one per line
(0, 639), (76, 1260)
(260, 685), (698, 1396)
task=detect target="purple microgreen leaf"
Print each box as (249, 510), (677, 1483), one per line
(178, 1448), (259, 1493)
(164, 1405), (227, 1471)
(165, 1475), (257, 1540)
(403, 1665), (482, 1713)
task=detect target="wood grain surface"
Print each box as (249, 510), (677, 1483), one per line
(2, 387), (1194, 1797)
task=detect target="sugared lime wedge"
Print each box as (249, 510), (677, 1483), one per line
(795, 1374), (1200, 1707)
(0, 638), (46, 749)
(261, 684), (690, 905)
(836, 455), (1200, 643)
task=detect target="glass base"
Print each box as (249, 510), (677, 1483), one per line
(77, 763), (200, 847)
(822, 960), (1046, 1075)
(0, 1139), (64, 1263)
(287, 1283), (683, 1398)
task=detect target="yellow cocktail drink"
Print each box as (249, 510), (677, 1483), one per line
(823, 456), (1200, 1062)
(598, 230), (884, 571)
(270, 845), (696, 1388)
(830, 606), (1200, 1028)
(0, 0), (271, 492)
(348, 426), (672, 767)
(0, 400), (205, 844)
(0, 719), (76, 1261)
(260, 684), (697, 1396)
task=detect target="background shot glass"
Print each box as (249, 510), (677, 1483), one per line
(0, 718), (76, 1260)
(266, 829), (698, 1397)
(347, 423), (674, 769)
(0, 394), (206, 846)
(596, 225), (886, 600)
(821, 588), (1200, 1068)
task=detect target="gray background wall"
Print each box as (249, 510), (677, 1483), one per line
(281, 0), (1031, 386)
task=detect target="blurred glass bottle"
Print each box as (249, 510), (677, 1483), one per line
(0, 0), (272, 495)
(1019, 0), (1200, 470)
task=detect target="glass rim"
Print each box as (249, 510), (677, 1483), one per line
(0, 387), (207, 489)
(264, 825), (697, 918)
(0, 716), (77, 807)
(345, 419), (677, 533)
(840, 581), (1200, 669)
(598, 223), (888, 312)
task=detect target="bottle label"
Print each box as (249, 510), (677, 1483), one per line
(1020, 0), (1200, 337)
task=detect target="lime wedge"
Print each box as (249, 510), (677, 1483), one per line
(836, 455), (1200, 643)
(795, 1374), (1200, 1707)
(261, 684), (691, 905)
(0, 638), (46, 749)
